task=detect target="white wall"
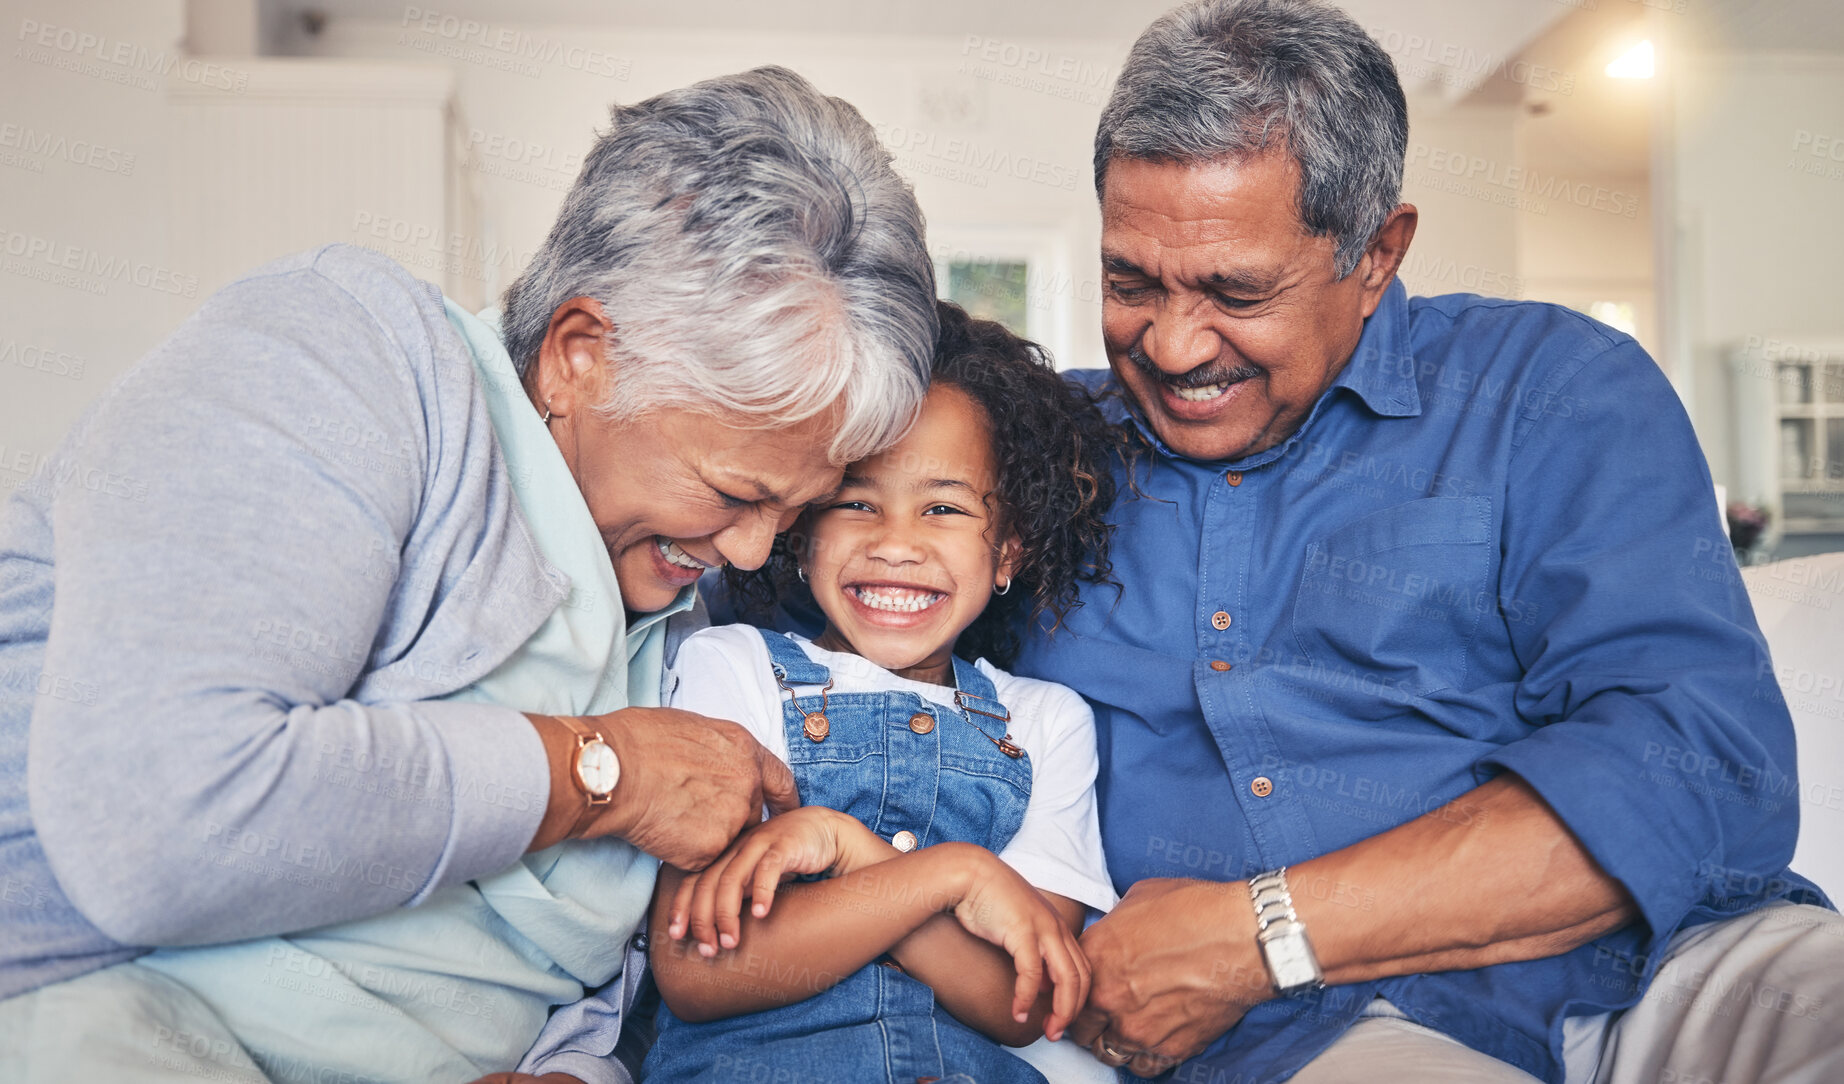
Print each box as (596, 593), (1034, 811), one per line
(0, 0), (189, 486)
(293, 17), (1124, 375)
(1666, 52), (1844, 548)
(1514, 165), (1654, 359)
(1397, 104), (1524, 303)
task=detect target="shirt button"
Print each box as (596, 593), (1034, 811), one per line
(907, 712), (936, 735)
(1250, 776), (1274, 798)
(1209, 660), (1233, 672)
(1226, 471), (1244, 487)
(1211, 611), (1232, 630)
(892, 830), (919, 852)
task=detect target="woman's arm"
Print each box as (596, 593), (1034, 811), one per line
(523, 708), (797, 868)
(25, 252), (793, 948)
(28, 252), (555, 947)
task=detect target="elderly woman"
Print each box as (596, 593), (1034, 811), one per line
(0, 67), (935, 1082)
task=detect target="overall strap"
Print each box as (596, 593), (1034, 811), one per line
(950, 655), (1007, 718)
(754, 627), (832, 686)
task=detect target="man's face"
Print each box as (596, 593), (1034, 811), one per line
(1100, 152), (1393, 461)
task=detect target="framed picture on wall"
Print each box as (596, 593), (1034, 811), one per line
(928, 227), (1079, 371)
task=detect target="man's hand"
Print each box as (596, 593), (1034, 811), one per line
(528, 707), (799, 867)
(1070, 878), (1271, 1078)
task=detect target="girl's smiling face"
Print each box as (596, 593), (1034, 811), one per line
(803, 384), (1019, 686)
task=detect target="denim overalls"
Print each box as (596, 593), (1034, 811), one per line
(643, 630), (1047, 1084)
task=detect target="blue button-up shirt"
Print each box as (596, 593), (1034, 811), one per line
(1014, 280), (1825, 1083)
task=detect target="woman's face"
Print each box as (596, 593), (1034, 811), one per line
(572, 408), (846, 615)
(531, 298), (851, 614)
(803, 384), (1019, 685)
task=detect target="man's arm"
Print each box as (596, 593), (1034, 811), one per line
(1075, 775), (1633, 1075)
(1301, 776), (1635, 979)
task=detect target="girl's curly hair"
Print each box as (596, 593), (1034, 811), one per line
(723, 300), (1122, 667)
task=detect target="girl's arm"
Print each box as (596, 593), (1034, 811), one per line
(650, 840), (975, 1021)
(885, 889), (1089, 1045)
(651, 808), (1086, 1042)
(791, 827), (1089, 1045)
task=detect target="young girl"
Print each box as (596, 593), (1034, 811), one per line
(640, 301), (1123, 1084)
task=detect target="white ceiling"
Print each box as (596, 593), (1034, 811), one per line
(279, 0), (1544, 43)
(1509, 0), (1655, 181)
(1503, 0), (1844, 181)
(1691, 0), (1844, 51)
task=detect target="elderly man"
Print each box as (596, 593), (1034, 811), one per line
(1019, 1), (1844, 1081)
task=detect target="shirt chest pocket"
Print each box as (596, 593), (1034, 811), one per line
(1290, 496), (1494, 697)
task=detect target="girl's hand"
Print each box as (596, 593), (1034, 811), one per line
(669, 806), (880, 956)
(950, 848), (1093, 1041)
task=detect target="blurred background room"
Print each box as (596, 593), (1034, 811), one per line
(5, 0), (1844, 900)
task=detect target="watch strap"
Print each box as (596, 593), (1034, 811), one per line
(1248, 866), (1325, 996)
(554, 716), (616, 848)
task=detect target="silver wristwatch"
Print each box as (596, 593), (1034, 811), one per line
(1248, 867), (1324, 996)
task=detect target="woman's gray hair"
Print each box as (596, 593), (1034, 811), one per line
(1094, 0), (1408, 278)
(503, 66), (936, 464)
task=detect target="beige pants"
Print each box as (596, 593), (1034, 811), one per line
(1289, 903), (1844, 1084)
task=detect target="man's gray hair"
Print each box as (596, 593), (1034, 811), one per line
(503, 66), (936, 464)
(1095, 0), (1408, 278)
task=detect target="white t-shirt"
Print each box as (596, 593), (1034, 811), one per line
(666, 624), (1118, 914)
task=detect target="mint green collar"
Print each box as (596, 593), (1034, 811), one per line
(441, 300), (694, 716)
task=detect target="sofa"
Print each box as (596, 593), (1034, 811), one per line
(1742, 551), (1844, 898)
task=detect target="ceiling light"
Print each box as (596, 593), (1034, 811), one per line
(1606, 40), (1655, 79)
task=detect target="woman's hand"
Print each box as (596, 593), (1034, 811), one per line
(527, 707), (799, 867)
(669, 806), (885, 955)
(948, 847), (1092, 1041)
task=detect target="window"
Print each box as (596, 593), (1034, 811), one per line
(945, 260), (1029, 336)
(928, 227), (1080, 370)
(1772, 354), (1844, 529)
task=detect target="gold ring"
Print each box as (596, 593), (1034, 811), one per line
(1101, 1040), (1134, 1063)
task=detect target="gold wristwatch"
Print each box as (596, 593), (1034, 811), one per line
(559, 716), (619, 830)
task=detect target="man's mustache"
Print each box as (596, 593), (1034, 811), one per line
(1124, 346), (1262, 390)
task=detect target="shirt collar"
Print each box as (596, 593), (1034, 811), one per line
(628, 586), (697, 644)
(1332, 277), (1420, 421)
(1100, 277), (1421, 469)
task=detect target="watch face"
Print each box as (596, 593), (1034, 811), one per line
(576, 740), (619, 796)
(1263, 931), (1321, 991)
